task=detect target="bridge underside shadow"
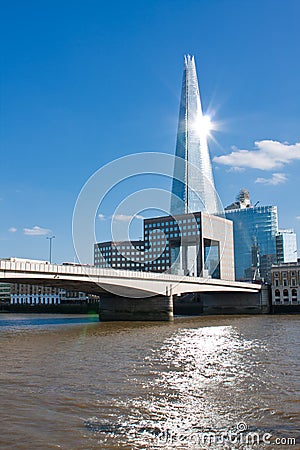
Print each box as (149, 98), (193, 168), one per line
(99, 287), (270, 321)
(99, 295), (174, 321)
(174, 286), (270, 317)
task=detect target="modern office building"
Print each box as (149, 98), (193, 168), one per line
(95, 212), (235, 281)
(94, 240), (145, 271)
(144, 212), (234, 280)
(276, 229), (297, 264)
(225, 191), (278, 281)
(170, 54), (220, 215)
(225, 190), (298, 281)
(271, 261), (300, 308)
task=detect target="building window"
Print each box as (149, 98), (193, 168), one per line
(283, 289), (289, 302)
(292, 289), (297, 301)
(275, 289), (280, 297)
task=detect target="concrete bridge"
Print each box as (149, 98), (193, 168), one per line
(0, 259), (264, 321)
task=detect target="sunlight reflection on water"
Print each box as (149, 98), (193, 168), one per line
(0, 315), (299, 449)
(85, 320), (299, 448)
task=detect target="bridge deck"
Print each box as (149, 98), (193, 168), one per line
(0, 259), (261, 297)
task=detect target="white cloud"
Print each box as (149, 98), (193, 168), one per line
(296, 216), (300, 220)
(226, 166), (246, 173)
(255, 173), (287, 186)
(213, 140), (300, 170)
(8, 227), (17, 233)
(112, 214), (144, 222)
(23, 226), (51, 236)
(98, 213), (144, 222)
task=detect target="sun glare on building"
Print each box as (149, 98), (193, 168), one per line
(198, 114), (213, 137)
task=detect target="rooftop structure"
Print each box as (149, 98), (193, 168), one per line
(225, 188), (252, 211)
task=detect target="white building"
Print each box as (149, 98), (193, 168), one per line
(276, 229), (297, 264)
(10, 284), (61, 305)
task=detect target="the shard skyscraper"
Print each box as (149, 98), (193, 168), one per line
(170, 55), (219, 215)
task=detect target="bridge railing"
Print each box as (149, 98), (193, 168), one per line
(0, 259), (261, 290)
(0, 259), (184, 281)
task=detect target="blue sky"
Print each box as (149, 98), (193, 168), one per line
(1, 0), (300, 263)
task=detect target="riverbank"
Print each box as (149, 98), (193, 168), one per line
(0, 303), (99, 314)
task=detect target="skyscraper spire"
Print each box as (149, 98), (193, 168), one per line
(170, 55), (219, 215)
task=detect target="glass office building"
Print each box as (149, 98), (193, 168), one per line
(225, 205), (278, 280)
(170, 55), (219, 215)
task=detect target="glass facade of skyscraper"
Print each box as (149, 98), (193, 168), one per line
(170, 55), (219, 215)
(225, 206), (278, 280)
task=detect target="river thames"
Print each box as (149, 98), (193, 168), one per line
(0, 314), (299, 449)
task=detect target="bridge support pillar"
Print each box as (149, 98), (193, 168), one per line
(99, 295), (174, 321)
(201, 288), (270, 315)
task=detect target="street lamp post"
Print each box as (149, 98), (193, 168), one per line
(46, 236), (55, 263)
